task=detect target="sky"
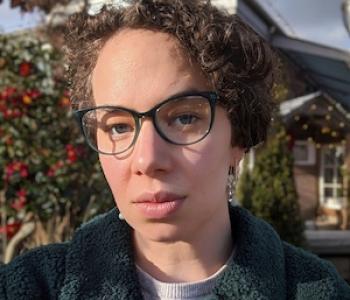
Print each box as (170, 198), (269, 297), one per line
(0, 0), (43, 33)
(256, 0), (350, 52)
(0, 0), (349, 52)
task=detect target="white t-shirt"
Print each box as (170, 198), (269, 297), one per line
(136, 250), (235, 300)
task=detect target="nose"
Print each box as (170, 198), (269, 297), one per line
(131, 119), (173, 176)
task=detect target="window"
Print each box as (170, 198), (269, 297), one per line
(293, 140), (316, 166)
(319, 146), (347, 209)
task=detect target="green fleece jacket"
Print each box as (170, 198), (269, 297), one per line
(0, 206), (349, 299)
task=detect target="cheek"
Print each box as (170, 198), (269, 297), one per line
(183, 120), (233, 194)
(183, 149), (219, 177)
(181, 139), (231, 192)
(99, 155), (127, 196)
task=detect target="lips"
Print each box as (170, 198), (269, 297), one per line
(133, 191), (186, 219)
(134, 191), (185, 203)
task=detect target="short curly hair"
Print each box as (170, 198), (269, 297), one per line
(64, 0), (276, 150)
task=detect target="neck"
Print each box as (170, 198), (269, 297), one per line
(133, 208), (233, 283)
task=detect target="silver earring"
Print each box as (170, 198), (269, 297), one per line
(118, 212), (125, 220)
(227, 165), (238, 205)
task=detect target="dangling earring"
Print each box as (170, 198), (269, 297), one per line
(227, 165), (238, 205)
(118, 212), (125, 221)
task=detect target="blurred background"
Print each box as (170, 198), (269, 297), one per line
(0, 0), (349, 282)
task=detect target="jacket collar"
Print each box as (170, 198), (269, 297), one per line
(59, 209), (142, 299)
(59, 206), (286, 299)
(213, 206), (286, 299)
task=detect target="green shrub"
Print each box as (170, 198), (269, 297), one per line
(237, 127), (305, 246)
(0, 33), (113, 253)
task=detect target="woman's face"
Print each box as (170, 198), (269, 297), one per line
(92, 28), (243, 242)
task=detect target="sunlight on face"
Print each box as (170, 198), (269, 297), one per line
(92, 28), (244, 242)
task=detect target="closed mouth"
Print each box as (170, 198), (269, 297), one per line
(134, 191), (186, 204)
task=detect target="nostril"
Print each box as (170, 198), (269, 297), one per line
(136, 170), (143, 176)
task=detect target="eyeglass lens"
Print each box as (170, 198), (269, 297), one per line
(82, 95), (212, 154)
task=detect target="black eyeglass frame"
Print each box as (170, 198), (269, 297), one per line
(74, 91), (218, 155)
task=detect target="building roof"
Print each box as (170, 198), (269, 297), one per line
(280, 91), (322, 116)
(238, 0), (350, 112)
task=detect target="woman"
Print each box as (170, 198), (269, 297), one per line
(1, 0), (349, 299)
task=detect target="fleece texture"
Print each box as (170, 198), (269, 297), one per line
(0, 206), (349, 299)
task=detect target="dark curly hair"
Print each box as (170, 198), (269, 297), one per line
(64, 0), (276, 150)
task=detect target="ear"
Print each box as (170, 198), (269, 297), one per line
(230, 146), (245, 167)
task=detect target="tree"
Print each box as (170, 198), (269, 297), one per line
(236, 126), (305, 246)
(0, 0), (73, 13)
(0, 32), (113, 262)
(236, 159), (254, 211)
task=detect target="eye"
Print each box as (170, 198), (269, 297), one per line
(174, 114), (199, 126)
(110, 123), (133, 134)
(101, 123), (135, 141)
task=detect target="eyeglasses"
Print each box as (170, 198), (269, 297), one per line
(74, 91), (218, 155)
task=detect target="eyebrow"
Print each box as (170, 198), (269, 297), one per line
(94, 88), (212, 109)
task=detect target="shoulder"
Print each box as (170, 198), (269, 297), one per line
(283, 242), (350, 299)
(229, 206), (350, 299)
(0, 208), (119, 299)
(0, 242), (68, 299)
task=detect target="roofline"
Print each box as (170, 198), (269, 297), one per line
(237, 1), (271, 40)
(241, 0), (297, 38)
(322, 92), (350, 119)
(271, 34), (350, 62)
(280, 91), (322, 116)
(280, 91), (350, 120)
(237, 0), (350, 62)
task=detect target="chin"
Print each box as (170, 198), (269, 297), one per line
(134, 221), (187, 243)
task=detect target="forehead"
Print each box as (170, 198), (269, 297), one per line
(91, 28), (211, 110)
